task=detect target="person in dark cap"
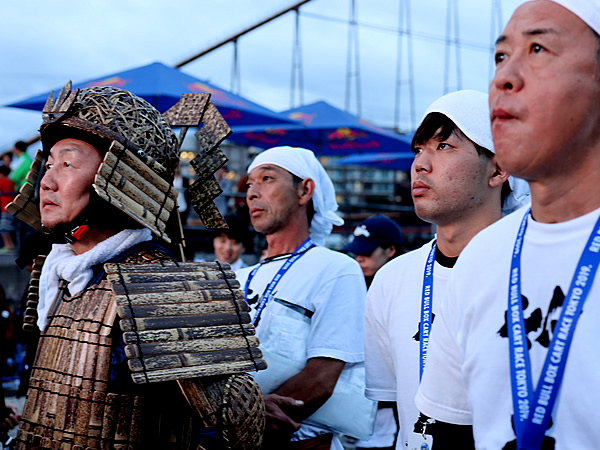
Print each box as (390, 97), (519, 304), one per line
(343, 215), (405, 288)
(343, 215), (405, 450)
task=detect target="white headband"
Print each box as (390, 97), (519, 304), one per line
(421, 90), (530, 215)
(247, 146), (344, 246)
(521, 0), (600, 36)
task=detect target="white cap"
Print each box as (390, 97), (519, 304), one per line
(247, 146), (344, 246)
(422, 89), (495, 153)
(421, 90), (530, 215)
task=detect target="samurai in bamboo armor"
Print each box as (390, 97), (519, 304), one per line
(7, 83), (267, 449)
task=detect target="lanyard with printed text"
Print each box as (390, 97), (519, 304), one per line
(244, 237), (314, 325)
(420, 242), (436, 380)
(508, 209), (600, 449)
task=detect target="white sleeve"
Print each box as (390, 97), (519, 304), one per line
(415, 273), (472, 425)
(364, 274), (397, 402)
(306, 271), (367, 363)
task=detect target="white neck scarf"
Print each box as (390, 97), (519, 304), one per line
(37, 228), (152, 331)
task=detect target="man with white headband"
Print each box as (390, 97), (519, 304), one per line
(364, 89), (528, 450)
(416, 1), (600, 448)
(237, 146), (372, 449)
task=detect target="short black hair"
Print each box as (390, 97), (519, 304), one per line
(0, 165), (10, 176)
(14, 140), (28, 153)
(411, 112), (493, 158)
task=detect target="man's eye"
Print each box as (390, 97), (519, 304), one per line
(45, 163), (53, 170)
(531, 43), (543, 53)
(494, 52), (506, 64)
(412, 147), (422, 155)
(437, 143), (450, 150)
(64, 162), (71, 167)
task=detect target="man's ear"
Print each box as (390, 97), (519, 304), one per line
(489, 161), (509, 188)
(297, 178), (315, 206)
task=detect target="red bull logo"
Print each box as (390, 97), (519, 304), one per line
(242, 129), (286, 146)
(188, 82), (249, 109)
(288, 112), (315, 125)
(86, 77), (128, 88)
(327, 127), (368, 141)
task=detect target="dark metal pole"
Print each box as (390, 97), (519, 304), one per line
(174, 0), (313, 68)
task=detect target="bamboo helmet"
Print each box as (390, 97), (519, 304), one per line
(8, 82), (231, 243)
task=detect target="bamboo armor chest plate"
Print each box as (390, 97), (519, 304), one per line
(17, 253), (266, 449)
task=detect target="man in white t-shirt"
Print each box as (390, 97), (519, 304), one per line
(236, 146), (371, 449)
(364, 90), (529, 450)
(416, 1), (600, 448)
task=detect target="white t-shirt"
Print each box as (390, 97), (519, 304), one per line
(237, 245), (367, 449)
(365, 240), (463, 450)
(416, 206), (600, 449)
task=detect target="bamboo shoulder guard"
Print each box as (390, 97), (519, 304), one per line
(104, 260), (267, 384)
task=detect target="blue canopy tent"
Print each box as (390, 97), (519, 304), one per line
(334, 152), (415, 171)
(228, 101), (413, 156)
(6, 62), (294, 127)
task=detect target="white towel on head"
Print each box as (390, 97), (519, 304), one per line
(248, 146), (343, 246)
(521, 0), (600, 35)
(37, 228), (152, 331)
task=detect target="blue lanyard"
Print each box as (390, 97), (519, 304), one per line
(420, 242), (436, 380)
(508, 209), (600, 449)
(244, 237), (314, 325)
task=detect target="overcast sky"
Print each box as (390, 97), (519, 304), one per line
(0, 0), (522, 150)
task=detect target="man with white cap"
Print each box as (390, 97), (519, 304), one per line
(364, 89), (528, 450)
(237, 146), (371, 449)
(416, 1), (600, 448)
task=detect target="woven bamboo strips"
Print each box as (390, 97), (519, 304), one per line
(125, 335), (259, 358)
(163, 93), (210, 127)
(194, 102), (232, 153)
(94, 188), (168, 242)
(93, 335), (112, 392)
(108, 141), (171, 187)
(128, 347), (263, 372)
(94, 175), (170, 224)
(52, 383), (70, 442)
(122, 323), (255, 345)
(81, 333), (99, 391)
(103, 151), (177, 208)
(131, 359), (266, 384)
(120, 311), (250, 332)
(106, 260), (232, 273)
(198, 202), (228, 229)
(73, 389), (92, 447)
(6, 187), (43, 232)
(87, 391), (105, 448)
(100, 393), (118, 447)
(100, 288), (118, 336)
(117, 299), (248, 319)
(188, 176), (223, 209)
(25, 149), (43, 184)
(111, 278), (240, 295)
(61, 386), (81, 445)
(107, 269), (234, 285)
(96, 164), (174, 219)
(177, 379), (219, 428)
(190, 147), (228, 181)
(113, 289), (243, 308)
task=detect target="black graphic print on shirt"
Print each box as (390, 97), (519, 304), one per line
(498, 286), (566, 450)
(413, 313), (435, 342)
(245, 287), (262, 326)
